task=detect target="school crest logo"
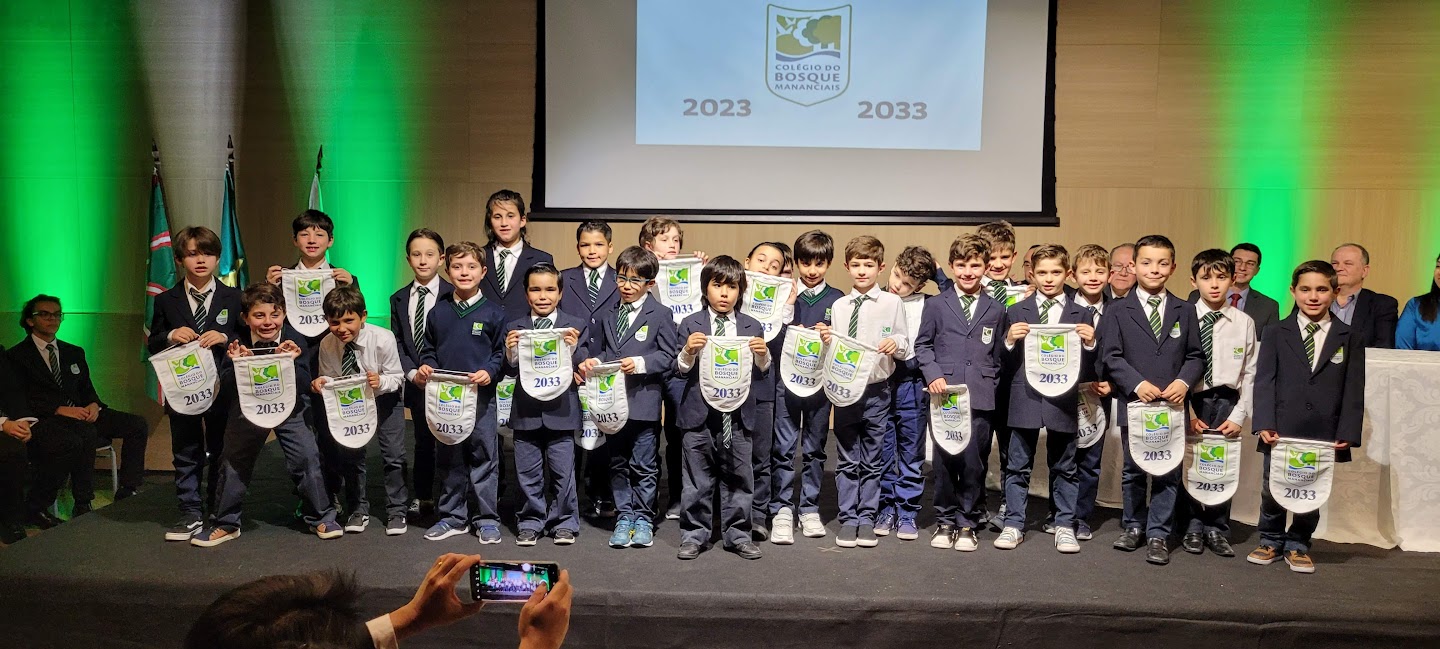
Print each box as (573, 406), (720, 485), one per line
(1142, 410), (1170, 448)
(938, 392), (966, 435)
(635, 325), (649, 342)
(1037, 333), (1067, 370)
(296, 277), (324, 310)
(793, 338), (822, 372)
(767, 5), (851, 107)
(168, 353), (206, 390)
(435, 384), (465, 420)
(1196, 442), (1226, 480)
(1169, 322), (1181, 339)
(1331, 348), (1344, 365)
(712, 344), (742, 385)
(531, 336), (559, 373)
(249, 363), (283, 400)
(1285, 447), (1319, 486)
(216, 309), (229, 326)
(666, 268), (690, 301)
(335, 386), (367, 422)
(829, 342), (861, 383)
(1232, 346), (1244, 359)
(497, 380), (515, 401)
(594, 372), (618, 409)
(471, 322), (485, 336)
(750, 283), (778, 317)
(981, 326), (994, 345)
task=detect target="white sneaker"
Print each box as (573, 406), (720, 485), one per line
(953, 527), (978, 552)
(930, 525), (956, 549)
(798, 513), (827, 538)
(993, 526), (1023, 550)
(1055, 527), (1080, 554)
(771, 508), (795, 545)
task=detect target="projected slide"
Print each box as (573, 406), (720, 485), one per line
(636, 0), (988, 151)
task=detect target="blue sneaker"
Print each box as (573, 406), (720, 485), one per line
(874, 511), (896, 537)
(631, 519), (654, 547)
(424, 521), (468, 541)
(897, 517), (920, 541)
(609, 518), (634, 548)
(478, 525), (502, 544)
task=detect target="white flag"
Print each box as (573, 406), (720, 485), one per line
(149, 341), (219, 415)
(280, 269), (335, 337)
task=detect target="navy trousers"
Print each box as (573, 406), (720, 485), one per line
(933, 410), (991, 528)
(880, 371), (927, 520)
(661, 376), (687, 509)
(1004, 427), (1078, 530)
(680, 410), (753, 548)
(513, 427), (579, 534)
(1182, 387), (1239, 535)
(750, 399), (775, 528)
(406, 389), (437, 502)
(335, 394), (410, 520)
(774, 389), (831, 516)
(1257, 456), (1320, 553)
(1120, 426), (1181, 540)
(609, 419), (660, 523)
(213, 400), (334, 530)
(168, 402), (228, 517)
(833, 382), (890, 526)
(436, 399), (500, 530)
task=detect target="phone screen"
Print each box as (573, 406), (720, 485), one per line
(470, 561), (558, 603)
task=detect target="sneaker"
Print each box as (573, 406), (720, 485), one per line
(836, 524), (858, 548)
(1284, 550), (1315, 574)
(312, 521), (344, 539)
(954, 527), (978, 552)
(609, 518), (635, 548)
(896, 517), (919, 541)
(385, 516), (408, 536)
(1076, 523), (1093, 541)
(406, 499), (421, 521)
(344, 513), (369, 533)
(799, 513), (827, 538)
(424, 521), (469, 541)
(665, 502), (682, 521)
(771, 508), (794, 545)
(1247, 544), (1280, 566)
(478, 525), (502, 544)
(516, 529), (541, 546)
(1056, 527), (1080, 554)
(873, 512), (896, 537)
(931, 524), (957, 549)
(857, 524), (878, 548)
(165, 515), (204, 542)
(190, 525), (240, 547)
(631, 520), (655, 548)
(1042, 521), (1056, 535)
(993, 527), (1023, 550)
(553, 529), (577, 545)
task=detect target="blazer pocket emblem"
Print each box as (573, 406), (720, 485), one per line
(1331, 348), (1344, 365)
(981, 327), (994, 345)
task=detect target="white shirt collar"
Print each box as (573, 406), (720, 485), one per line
(297, 258), (331, 271)
(1034, 291), (1066, 307)
(584, 265), (608, 279)
(1298, 311), (1331, 332)
(708, 307), (737, 327)
(498, 240), (524, 256)
(1135, 285), (1164, 303)
(1074, 292), (1102, 310)
(800, 281), (828, 296)
(413, 275), (441, 294)
(621, 293), (648, 311)
(1196, 301), (1230, 319)
(454, 291), (480, 310)
(31, 333), (57, 357)
(185, 277), (217, 296)
(531, 311), (557, 325)
(848, 286), (880, 300)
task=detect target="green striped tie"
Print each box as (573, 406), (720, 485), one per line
(341, 342), (360, 376)
(616, 303), (633, 336)
(496, 249), (511, 291)
(960, 294), (975, 323)
(715, 314), (732, 449)
(534, 317), (553, 330)
(190, 288), (211, 331)
(1201, 310), (1223, 385)
(848, 294), (868, 338)
(588, 268), (600, 304)
(1146, 295), (1163, 338)
(1304, 322), (1320, 367)
(1039, 298), (1056, 324)
(413, 286), (429, 353)
(990, 280), (1006, 303)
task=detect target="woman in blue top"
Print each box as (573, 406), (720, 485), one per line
(1396, 253), (1440, 351)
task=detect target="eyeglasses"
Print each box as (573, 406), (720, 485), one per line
(1109, 264), (1135, 275)
(1233, 259), (1259, 269)
(30, 310), (64, 320)
(615, 275), (651, 287)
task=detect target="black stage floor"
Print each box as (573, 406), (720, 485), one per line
(2, 430), (1438, 649)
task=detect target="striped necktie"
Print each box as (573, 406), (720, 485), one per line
(496, 249), (511, 292)
(714, 313), (732, 449)
(534, 317), (553, 330)
(588, 269), (600, 304)
(413, 286), (430, 353)
(1200, 310), (1224, 385)
(1039, 298), (1057, 324)
(1303, 322), (1320, 368)
(47, 342), (63, 386)
(848, 295), (868, 338)
(341, 342), (360, 376)
(190, 288), (212, 331)
(1146, 295), (1163, 338)
(990, 280), (1007, 303)
(616, 303), (634, 336)
(960, 294), (975, 323)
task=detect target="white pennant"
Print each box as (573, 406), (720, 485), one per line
(495, 376), (516, 431)
(582, 362), (629, 434)
(779, 325), (825, 398)
(1024, 324), (1082, 397)
(741, 271), (794, 342)
(149, 341), (219, 415)
(1184, 433), (1241, 505)
(699, 335), (754, 413)
(823, 332), (878, 408)
(1126, 400), (1185, 475)
(517, 328), (573, 402)
(928, 384), (972, 456)
(576, 392), (606, 450)
(232, 352), (298, 429)
(321, 374), (377, 449)
(1003, 284), (1029, 308)
(1268, 438), (1336, 514)
(280, 269), (335, 337)
(1076, 388), (1107, 449)
(426, 371), (478, 445)
(655, 257), (704, 324)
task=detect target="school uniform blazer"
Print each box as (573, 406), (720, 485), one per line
(0, 352), (34, 420)
(1349, 288), (1400, 350)
(7, 337), (105, 418)
(594, 298), (679, 422)
(1252, 316), (1364, 462)
(481, 244), (554, 323)
(674, 310), (766, 432)
(1187, 287), (1281, 341)
(391, 279), (454, 405)
(558, 265), (619, 334)
(915, 289), (1007, 412)
(500, 312), (591, 432)
(147, 281), (244, 363)
(1004, 296), (1095, 433)
(1097, 290), (1206, 423)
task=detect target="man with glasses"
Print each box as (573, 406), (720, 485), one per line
(1188, 243), (1280, 340)
(1105, 243), (1136, 301)
(7, 295), (149, 526)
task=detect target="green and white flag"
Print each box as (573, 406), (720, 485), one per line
(148, 341), (219, 415)
(1024, 324), (1081, 397)
(779, 325), (825, 397)
(700, 336), (754, 412)
(518, 328), (573, 402)
(581, 361), (628, 434)
(822, 332), (878, 408)
(281, 269), (335, 336)
(741, 270), (793, 341)
(1184, 433), (1241, 505)
(143, 147), (176, 404)
(233, 351), (297, 428)
(929, 384), (972, 456)
(1268, 438), (1335, 514)
(308, 145), (324, 211)
(655, 257), (703, 323)
(321, 374), (377, 449)
(218, 137), (248, 288)
(1127, 400), (1185, 475)
(427, 371), (478, 445)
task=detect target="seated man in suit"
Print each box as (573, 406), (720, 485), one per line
(8, 295), (149, 523)
(1187, 243), (1280, 340)
(0, 353), (36, 542)
(1330, 243), (1399, 349)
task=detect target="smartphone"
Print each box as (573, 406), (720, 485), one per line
(468, 561), (559, 603)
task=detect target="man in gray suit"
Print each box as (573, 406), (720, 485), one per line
(1187, 243), (1280, 340)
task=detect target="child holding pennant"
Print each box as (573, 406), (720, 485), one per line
(740, 241), (794, 541)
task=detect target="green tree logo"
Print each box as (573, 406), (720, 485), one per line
(796, 339), (821, 358)
(533, 337), (558, 358)
(597, 373), (616, 392)
(1288, 448), (1318, 470)
(438, 384), (464, 404)
(497, 382), (514, 399)
(714, 346), (740, 367)
(337, 387), (364, 406)
(668, 268), (688, 285)
(1040, 334), (1066, 353)
(775, 14), (842, 56)
(170, 353), (201, 377)
(1201, 444), (1226, 463)
(250, 364), (280, 385)
(296, 278), (323, 296)
(1143, 411), (1169, 432)
(942, 393), (960, 411)
(754, 284), (777, 303)
(834, 346), (861, 368)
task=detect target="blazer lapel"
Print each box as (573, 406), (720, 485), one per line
(1160, 296), (1185, 342)
(1124, 297), (1154, 339)
(1313, 326), (1347, 377)
(942, 290), (969, 334)
(597, 270), (618, 310)
(1280, 319), (1308, 370)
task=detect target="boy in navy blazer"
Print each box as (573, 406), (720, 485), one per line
(580, 247), (679, 549)
(480, 190), (554, 322)
(916, 235), (1007, 552)
(559, 221), (619, 519)
(1098, 234), (1205, 566)
(390, 228), (452, 519)
(501, 263), (590, 546)
(416, 241), (508, 545)
(1247, 261), (1365, 574)
(674, 256), (770, 561)
(998, 244), (1096, 554)
(148, 226), (243, 541)
(1061, 244), (1114, 540)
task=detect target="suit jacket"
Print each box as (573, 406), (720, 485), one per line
(1097, 290), (1206, 423)
(1004, 295), (1095, 433)
(915, 288), (1007, 412)
(0, 352), (33, 420)
(481, 244), (554, 323)
(500, 311), (591, 432)
(8, 337), (104, 418)
(558, 265), (620, 334)
(1348, 288), (1400, 350)
(674, 310), (766, 431)
(592, 297), (679, 422)
(147, 281), (244, 360)
(1252, 316), (1364, 462)
(390, 278), (455, 406)
(1187, 287), (1280, 341)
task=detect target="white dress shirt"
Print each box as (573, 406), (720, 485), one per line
(676, 308), (773, 374)
(318, 323), (404, 396)
(898, 293), (925, 362)
(797, 280), (829, 301)
(404, 276), (443, 381)
(616, 294), (650, 374)
(167, 278), (217, 343)
(1297, 312), (1332, 372)
(1075, 292), (1104, 326)
(32, 334), (61, 375)
(829, 287), (908, 383)
(1193, 302), (1258, 426)
(495, 241), (524, 292)
(1134, 285), (1166, 322)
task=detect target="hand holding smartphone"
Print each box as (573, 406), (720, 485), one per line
(467, 561), (561, 603)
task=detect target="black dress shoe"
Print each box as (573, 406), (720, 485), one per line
(733, 541), (763, 560)
(1, 524), (26, 544)
(115, 486), (138, 501)
(753, 523), (769, 542)
(1204, 531), (1235, 557)
(72, 502), (93, 517)
(1145, 537), (1170, 565)
(677, 542), (702, 560)
(1182, 532), (1204, 554)
(25, 510), (62, 530)
(1113, 527), (1143, 551)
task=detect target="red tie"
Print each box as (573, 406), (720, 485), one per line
(1229, 293), (1240, 308)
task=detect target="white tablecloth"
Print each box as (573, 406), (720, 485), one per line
(995, 349), (1440, 551)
